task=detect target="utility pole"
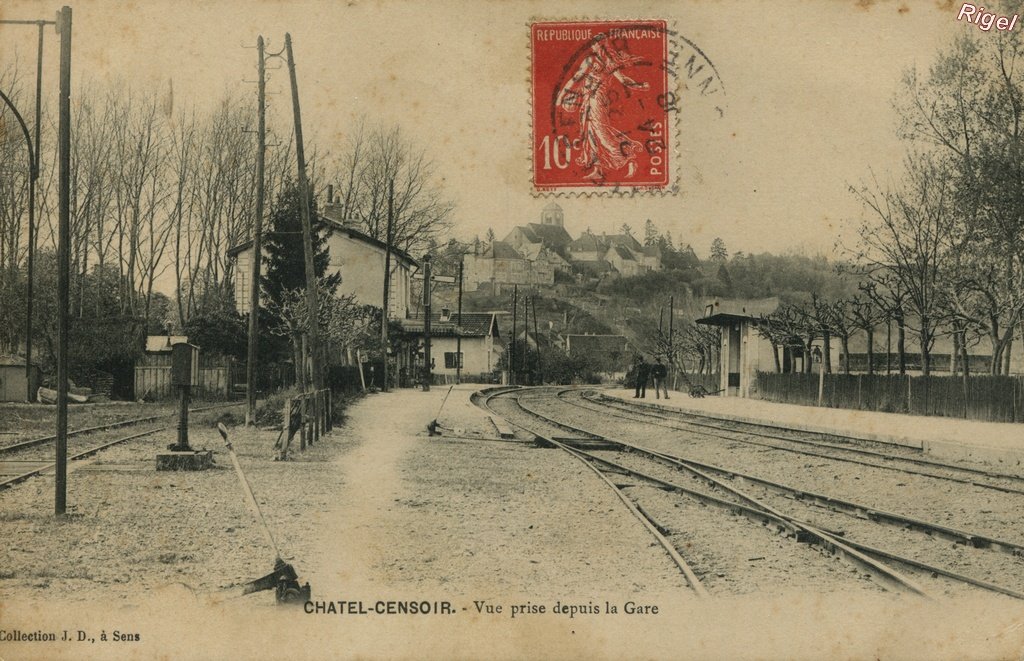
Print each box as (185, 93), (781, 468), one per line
(521, 295), (528, 380)
(510, 285), (518, 386)
(25, 22), (43, 401)
(668, 295), (675, 390)
(55, 6), (71, 516)
(532, 295), (541, 384)
(245, 35), (267, 426)
(284, 33), (322, 393)
(455, 257), (463, 385)
(422, 254), (432, 392)
(381, 179), (394, 392)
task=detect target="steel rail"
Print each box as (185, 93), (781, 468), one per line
(0, 426), (165, 490)
(475, 387), (708, 597)
(597, 391), (1024, 481)
(521, 387), (1024, 601)
(0, 402), (245, 455)
(573, 391), (1024, 496)
(629, 443), (1024, 557)
(510, 390), (933, 598)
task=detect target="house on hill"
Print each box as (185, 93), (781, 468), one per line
(228, 209), (418, 320)
(567, 229), (660, 277)
(463, 240), (557, 292)
(604, 245), (644, 278)
(566, 231), (605, 262)
(503, 202), (573, 257)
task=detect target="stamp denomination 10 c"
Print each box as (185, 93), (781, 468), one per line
(531, 20), (672, 194)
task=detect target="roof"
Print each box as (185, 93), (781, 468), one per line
(398, 312), (499, 338)
(569, 232), (603, 252)
(696, 297), (781, 326)
(565, 334), (630, 355)
(145, 335), (189, 353)
(486, 241), (524, 260)
(642, 244), (661, 257)
(542, 202), (562, 212)
(612, 245), (636, 261)
(526, 223), (572, 246)
(226, 215), (418, 267)
(605, 233), (642, 250)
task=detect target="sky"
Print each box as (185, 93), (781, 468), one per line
(1, 0), (969, 268)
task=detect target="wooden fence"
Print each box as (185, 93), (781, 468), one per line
(134, 358), (232, 400)
(755, 372), (1024, 423)
(274, 388), (332, 460)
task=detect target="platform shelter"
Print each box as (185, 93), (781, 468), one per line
(696, 298), (780, 397)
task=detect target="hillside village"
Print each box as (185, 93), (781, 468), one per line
(463, 203), (676, 292)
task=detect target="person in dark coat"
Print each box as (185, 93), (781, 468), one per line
(652, 357), (669, 399)
(634, 355), (649, 398)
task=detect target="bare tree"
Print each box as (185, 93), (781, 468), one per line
(330, 122), (454, 255)
(851, 155), (954, 376)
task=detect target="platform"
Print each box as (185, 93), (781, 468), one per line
(605, 388), (1024, 468)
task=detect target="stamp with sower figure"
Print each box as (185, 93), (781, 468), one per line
(532, 20), (671, 193)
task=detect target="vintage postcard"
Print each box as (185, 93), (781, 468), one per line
(3, 0), (1024, 659)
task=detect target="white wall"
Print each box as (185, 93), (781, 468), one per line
(232, 232), (412, 318)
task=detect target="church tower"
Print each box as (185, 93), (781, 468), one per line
(540, 202), (564, 227)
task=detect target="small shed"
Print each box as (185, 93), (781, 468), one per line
(0, 356), (42, 403)
(696, 298), (780, 398)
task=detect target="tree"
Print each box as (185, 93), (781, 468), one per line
(643, 219), (658, 246)
(261, 180), (341, 386)
(849, 291), (887, 375)
(620, 223), (633, 238)
(894, 30), (1024, 374)
(330, 122), (454, 255)
(710, 237), (727, 262)
(851, 155), (953, 376)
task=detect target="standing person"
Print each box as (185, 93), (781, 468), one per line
(634, 355), (649, 398)
(652, 357), (669, 400)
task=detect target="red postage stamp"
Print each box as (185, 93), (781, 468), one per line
(531, 20), (671, 193)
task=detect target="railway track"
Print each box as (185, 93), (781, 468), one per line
(479, 386), (1024, 600)
(0, 402), (242, 455)
(575, 391), (1024, 495)
(547, 391), (1024, 546)
(0, 402), (244, 490)
(476, 387), (931, 598)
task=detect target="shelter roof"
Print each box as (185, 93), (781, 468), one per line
(696, 297), (781, 326)
(398, 312), (499, 338)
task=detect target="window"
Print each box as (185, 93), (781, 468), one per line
(444, 352), (463, 369)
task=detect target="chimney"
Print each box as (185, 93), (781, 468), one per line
(326, 184), (334, 202)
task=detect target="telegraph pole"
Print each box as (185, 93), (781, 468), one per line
(668, 295), (675, 389)
(0, 18), (49, 401)
(25, 22), (43, 401)
(422, 254), (432, 392)
(284, 33), (322, 392)
(521, 295), (528, 379)
(55, 6), (71, 516)
(510, 285), (518, 385)
(455, 257), (463, 384)
(532, 295), (541, 384)
(381, 179), (394, 392)
(245, 35), (267, 426)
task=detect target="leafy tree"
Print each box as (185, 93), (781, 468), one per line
(262, 180), (340, 307)
(261, 180), (342, 385)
